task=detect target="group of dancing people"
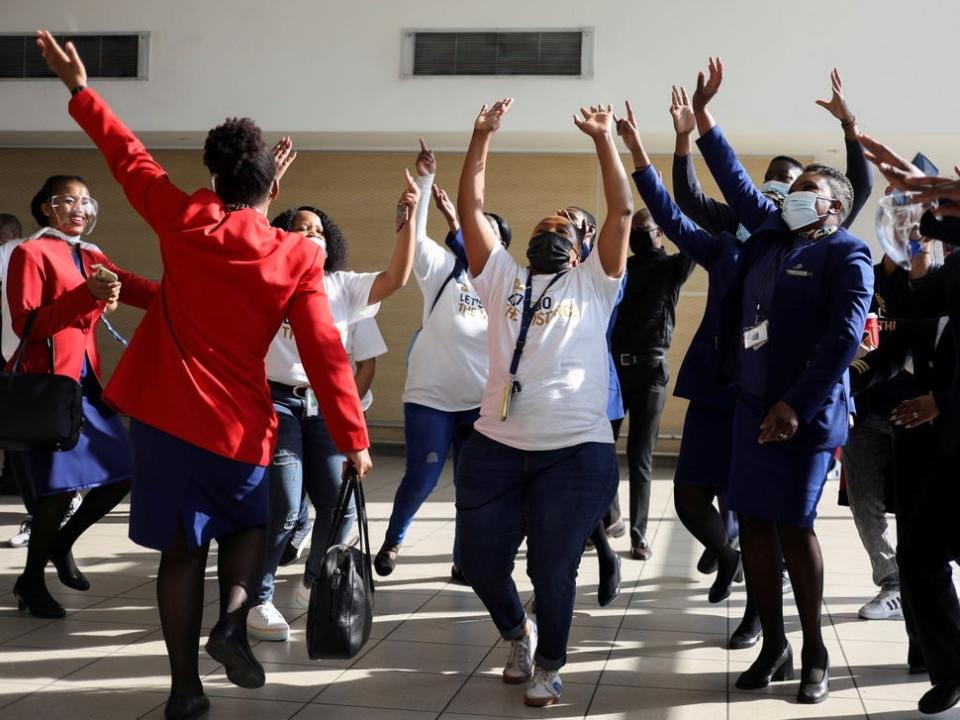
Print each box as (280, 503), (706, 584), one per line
(2, 31), (960, 719)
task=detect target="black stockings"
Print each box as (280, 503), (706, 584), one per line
(674, 484), (735, 560)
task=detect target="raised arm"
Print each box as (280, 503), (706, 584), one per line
(616, 104), (727, 270)
(815, 69), (872, 226)
(692, 58), (778, 232)
(432, 185), (469, 267)
(367, 170), (420, 304)
(575, 104), (632, 277)
(36, 31), (188, 235)
(670, 85), (739, 234)
(457, 99), (513, 277)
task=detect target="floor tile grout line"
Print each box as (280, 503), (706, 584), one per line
(823, 595), (872, 719)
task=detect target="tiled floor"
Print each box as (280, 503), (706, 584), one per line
(0, 451), (956, 719)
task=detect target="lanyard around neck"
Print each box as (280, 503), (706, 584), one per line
(508, 268), (565, 378)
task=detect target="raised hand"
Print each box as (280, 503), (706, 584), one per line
(692, 56), (723, 114)
(574, 104), (614, 139)
(396, 169), (420, 231)
(815, 68), (856, 126)
(614, 100), (642, 151)
(272, 136), (297, 182)
(670, 86), (695, 135)
(415, 138), (436, 177)
(35, 30), (87, 91)
(432, 185), (458, 226)
(859, 134), (927, 191)
(474, 98), (514, 134)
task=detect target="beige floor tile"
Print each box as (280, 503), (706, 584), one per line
(58, 652), (217, 691)
(312, 669), (464, 712)
(612, 627), (729, 663)
(296, 707), (436, 720)
(862, 698), (960, 719)
(601, 653), (730, 693)
(618, 606), (729, 635)
(353, 639), (489, 676)
(445, 675), (594, 718)
(3, 618), (156, 652)
(728, 693), (868, 719)
(389, 616), (499, 647)
(140, 693), (304, 719)
(0, 646), (105, 685)
(202, 661), (342, 702)
(2, 685), (169, 719)
(0, 681), (46, 710)
(588, 684), (728, 719)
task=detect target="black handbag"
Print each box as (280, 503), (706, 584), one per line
(0, 311), (83, 451)
(306, 466), (375, 659)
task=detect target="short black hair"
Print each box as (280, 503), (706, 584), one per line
(770, 155), (804, 172)
(30, 175), (86, 228)
(271, 206), (349, 272)
(0, 213), (22, 237)
(567, 206), (597, 244)
(484, 212), (512, 249)
(203, 118), (275, 206)
(805, 163), (854, 224)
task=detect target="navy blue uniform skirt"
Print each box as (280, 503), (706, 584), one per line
(23, 372), (132, 497)
(727, 393), (832, 528)
(128, 419), (268, 552)
(674, 399), (734, 491)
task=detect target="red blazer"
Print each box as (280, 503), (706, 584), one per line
(68, 88), (369, 465)
(5, 236), (157, 382)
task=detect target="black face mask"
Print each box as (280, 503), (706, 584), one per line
(629, 229), (658, 256)
(527, 231), (576, 273)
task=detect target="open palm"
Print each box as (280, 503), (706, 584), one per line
(574, 104), (614, 138)
(670, 86), (695, 134)
(475, 98), (514, 134)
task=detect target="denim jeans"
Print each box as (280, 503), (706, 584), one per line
(257, 387), (354, 604)
(384, 402), (480, 566)
(842, 412), (898, 588)
(456, 432), (618, 671)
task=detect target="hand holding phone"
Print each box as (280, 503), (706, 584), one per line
(91, 263), (119, 283)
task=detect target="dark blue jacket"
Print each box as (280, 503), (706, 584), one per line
(635, 126), (874, 450)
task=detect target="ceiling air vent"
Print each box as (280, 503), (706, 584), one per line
(402, 30), (592, 78)
(0, 33), (148, 80)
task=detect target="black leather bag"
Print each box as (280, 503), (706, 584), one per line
(306, 466), (375, 659)
(0, 312), (83, 451)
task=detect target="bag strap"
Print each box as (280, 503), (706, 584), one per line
(9, 310), (54, 374)
(323, 467), (374, 594)
(325, 470), (354, 552)
(427, 258), (465, 318)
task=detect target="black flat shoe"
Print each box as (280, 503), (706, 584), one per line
(374, 543), (399, 577)
(708, 551), (742, 604)
(797, 652), (829, 704)
(919, 682), (960, 715)
(697, 548), (718, 574)
(50, 547), (90, 591)
(598, 555), (621, 607)
(735, 643), (794, 690)
(729, 608), (762, 650)
(450, 565), (469, 586)
(205, 620), (265, 689)
(164, 693), (210, 719)
(13, 577), (65, 619)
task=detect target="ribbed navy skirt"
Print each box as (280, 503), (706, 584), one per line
(674, 399), (734, 491)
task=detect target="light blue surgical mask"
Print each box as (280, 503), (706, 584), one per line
(781, 191), (833, 231)
(761, 180), (791, 200)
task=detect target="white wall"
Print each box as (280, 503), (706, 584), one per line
(2, 0), (958, 246)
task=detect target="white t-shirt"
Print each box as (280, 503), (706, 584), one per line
(403, 174), (490, 411)
(471, 244), (622, 451)
(346, 316), (387, 411)
(265, 268), (380, 387)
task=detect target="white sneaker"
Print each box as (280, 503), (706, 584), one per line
(294, 579), (312, 610)
(503, 619), (537, 684)
(247, 602), (290, 641)
(524, 667), (562, 707)
(859, 588), (903, 620)
(7, 517), (31, 548)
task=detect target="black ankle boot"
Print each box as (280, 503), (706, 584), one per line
(205, 618), (264, 689)
(13, 576), (66, 619)
(797, 650), (829, 704)
(918, 681), (960, 715)
(708, 549), (742, 604)
(735, 643), (794, 689)
(49, 545), (90, 591)
(164, 693), (210, 719)
(729, 606), (762, 650)
(598, 554), (621, 607)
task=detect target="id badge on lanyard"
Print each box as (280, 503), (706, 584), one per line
(304, 388), (319, 417)
(743, 319), (769, 350)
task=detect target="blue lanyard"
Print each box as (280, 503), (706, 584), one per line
(72, 245), (128, 347)
(508, 268), (565, 383)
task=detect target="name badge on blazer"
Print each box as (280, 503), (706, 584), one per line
(786, 263), (813, 278)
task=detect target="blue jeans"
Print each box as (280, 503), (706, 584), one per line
(257, 387), (354, 604)
(384, 402), (480, 566)
(456, 432), (618, 671)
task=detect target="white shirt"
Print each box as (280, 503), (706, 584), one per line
(346, 317), (388, 411)
(265, 266), (380, 386)
(402, 174), (490, 411)
(471, 244), (622, 451)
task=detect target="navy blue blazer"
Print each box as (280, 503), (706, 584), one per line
(635, 129), (873, 450)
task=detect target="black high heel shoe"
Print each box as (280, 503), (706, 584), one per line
(13, 577), (66, 619)
(164, 693), (210, 719)
(598, 554), (621, 607)
(205, 619), (265, 689)
(735, 643), (794, 689)
(797, 650), (829, 704)
(49, 546), (90, 591)
(708, 550), (742, 604)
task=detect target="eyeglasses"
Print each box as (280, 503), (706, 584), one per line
(50, 195), (98, 215)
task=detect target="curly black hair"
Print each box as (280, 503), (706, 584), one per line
(203, 117), (275, 206)
(484, 212), (512, 249)
(30, 175), (87, 228)
(271, 206), (349, 272)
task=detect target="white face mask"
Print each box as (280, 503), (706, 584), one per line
(308, 235), (327, 254)
(781, 191), (834, 231)
(761, 180), (791, 198)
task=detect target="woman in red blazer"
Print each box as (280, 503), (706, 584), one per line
(7, 173), (157, 619)
(38, 32), (371, 720)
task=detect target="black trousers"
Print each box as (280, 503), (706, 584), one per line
(897, 444), (960, 686)
(607, 367), (668, 541)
